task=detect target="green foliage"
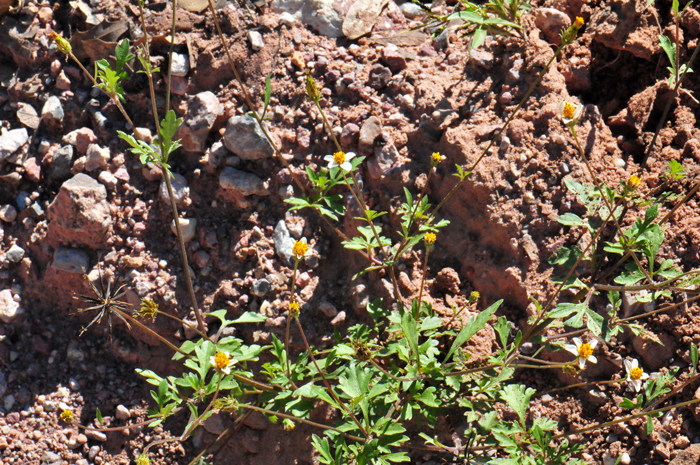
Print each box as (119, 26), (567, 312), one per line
(118, 110), (182, 169)
(94, 39), (134, 102)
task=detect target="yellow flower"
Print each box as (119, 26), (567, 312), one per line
(564, 337), (597, 369)
(210, 351), (236, 375)
(136, 454), (151, 465)
(627, 175), (641, 190)
(624, 358), (649, 392)
(574, 17), (584, 29)
(289, 301), (300, 317)
(469, 291), (480, 303)
(424, 232), (436, 246)
(559, 100), (583, 127)
(60, 409), (74, 424)
(283, 418), (296, 431)
(292, 237), (311, 260)
(430, 152), (444, 166)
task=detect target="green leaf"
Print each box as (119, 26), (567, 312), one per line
(115, 39), (134, 73)
(159, 110), (183, 162)
(494, 316), (510, 348)
(646, 415), (654, 435)
(472, 26), (487, 49)
(557, 212), (588, 228)
(500, 384), (536, 427)
(445, 300), (502, 362)
(96, 408), (103, 425)
(400, 311), (420, 365)
(261, 72), (272, 120)
(231, 312), (267, 324)
(692, 343), (699, 373)
(666, 159), (687, 180)
(619, 398), (638, 409)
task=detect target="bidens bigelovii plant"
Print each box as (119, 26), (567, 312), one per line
(46, 4), (700, 465)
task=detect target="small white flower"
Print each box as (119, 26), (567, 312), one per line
(559, 100), (583, 126)
(564, 337), (597, 369)
(291, 237), (312, 260)
(624, 358), (649, 392)
(210, 351), (236, 375)
(324, 151), (356, 172)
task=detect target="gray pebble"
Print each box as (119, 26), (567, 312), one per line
(6, 244), (24, 263)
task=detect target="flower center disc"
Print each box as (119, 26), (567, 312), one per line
(333, 151), (346, 164)
(563, 103), (576, 119)
(292, 241), (308, 257)
(630, 367), (643, 380)
(578, 343), (593, 358)
(214, 352), (230, 369)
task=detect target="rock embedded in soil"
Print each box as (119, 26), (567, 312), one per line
(47, 173), (112, 249)
(17, 103), (39, 129)
(272, 219), (296, 265)
(49, 145), (75, 181)
(223, 115), (276, 161)
(176, 91), (223, 153)
(0, 128), (29, 160)
(272, 0), (344, 38)
(399, 2), (425, 19)
(219, 167), (269, 197)
(170, 52), (190, 77)
(251, 278), (271, 297)
(359, 116), (382, 146)
(6, 245), (24, 263)
(0, 289), (22, 324)
(248, 31), (264, 51)
(342, 0), (389, 39)
(50, 247), (90, 273)
(62, 128), (97, 154)
(85, 144), (110, 171)
(171, 217), (197, 243)
(534, 8), (571, 44)
(589, 0), (660, 61)
(381, 43), (407, 72)
(368, 64), (392, 89)
(0, 204), (17, 222)
(159, 173), (190, 206)
(41, 96), (64, 121)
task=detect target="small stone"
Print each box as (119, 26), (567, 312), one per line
(170, 52), (190, 77)
(272, 220), (296, 265)
(534, 8), (571, 44)
(23, 157), (41, 182)
(340, 123), (360, 147)
(4, 394), (14, 410)
(318, 301), (338, 318)
(399, 2), (425, 19)
(381, 44), (407, 73)
(171, 218), (197, 242)
(359, 116), (382, 146)
(0, 289), (22, 323)
(62, 128), (97, 154)
(6, 245), (24, 263)
(204, 141), (228, 172)
(219, 167), (269, 197)
(115, 405), (130, 420)
(619, 453), (631, 465)
(133, 127), (153, 143)
(85, 144), (110, 171)
(176, 91), (223, 152)
(291, 51), (305, 69)
(330, 311), (346, 326)
(0, 128), (29, 160)
(55, 70), (71, 90)
(41, 96), (64, 121)
(17, 103), (39, 129)
(97, 171), (118, 190)
(85, 429), (107, 442)
(251, 279), (271, 297)
(540, 394), (553, 403)
(49, 145), (75, 181)
(248, 30), (264, 51)
(368, 64), (392, 89)
(50, 247), (90, 274)
(69, 378), (80, 391)
(223, 115), (276, 161)
(88, 445), (100, 460)
(278, 12), (296, 27)
(194, 250), (210, 268)
(0, 205), (17, 222)
(159, 173), (190, 206)
(38, 6), (53, 23)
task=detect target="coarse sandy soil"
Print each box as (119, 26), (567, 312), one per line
(1, 0), (700, 464)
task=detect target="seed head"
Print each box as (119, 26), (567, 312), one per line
(60, 409), (74, 424)
(352, 339), (372, 362)
(136, 298), (159, 321)
(48, 31), (72, 54)
(283, 419), (296, 431)
(305, 71), (321, 102)
(289, 301), (300, 318)
(424, 232), (437, 246)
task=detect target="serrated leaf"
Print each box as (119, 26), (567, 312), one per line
(401, 311), (420, 365)
(500, 384), (535, 426)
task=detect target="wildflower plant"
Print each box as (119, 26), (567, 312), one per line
(50, 5), (700, 465)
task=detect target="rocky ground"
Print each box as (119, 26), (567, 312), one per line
(1, 0), (700, 464)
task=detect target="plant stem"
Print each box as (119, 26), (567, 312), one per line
(294, 316), (369, 437)
(164, 0), (178, 115)
(284, 259), (300, 387)
(163, 171), (207, 335)
(115, 308), (186, 355)
(416, 245), (430, 317)
(538, 378), (621, 396)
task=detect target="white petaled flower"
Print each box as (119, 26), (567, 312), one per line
(210, 351), (236, 375)
(324, 151), (356, 172)
(291, 237), (312, 261)
(559, 100), (583, 126)
(624, 358), (649, 392)
(564, 337), (597, 369)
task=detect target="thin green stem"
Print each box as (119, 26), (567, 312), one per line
(294, 316), (369, 437)
(285, 259), (300, 387)
(416, 245), (431, 317)
(164, 0), (178, 115)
